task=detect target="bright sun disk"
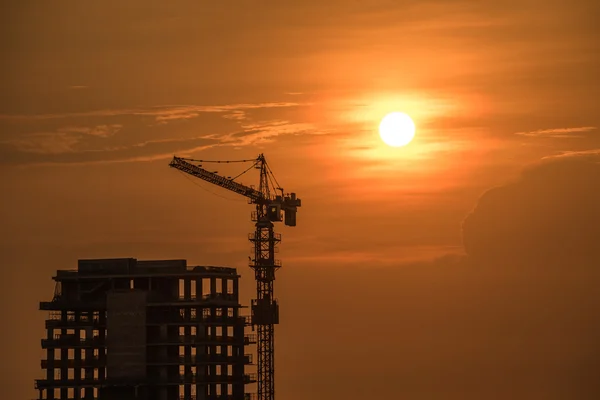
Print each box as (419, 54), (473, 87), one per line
(379, 112), (416, 147)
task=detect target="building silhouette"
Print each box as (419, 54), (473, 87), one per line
(35, 258), (256, 400)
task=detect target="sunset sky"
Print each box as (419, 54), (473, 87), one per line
(1, 1), (599, 399)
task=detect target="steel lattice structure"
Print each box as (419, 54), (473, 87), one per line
(170, 154), (301, 400)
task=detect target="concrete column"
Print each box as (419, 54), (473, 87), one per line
(184, 278), (192, 399)
(210, 277), (216, 296)
(46, 327), (54, 400)
(60, 311), (68, 400)
(74, 312), (81, 400)
(221, 278), (228, 296)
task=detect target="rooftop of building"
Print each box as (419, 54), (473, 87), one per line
(51, 258), (239, 280)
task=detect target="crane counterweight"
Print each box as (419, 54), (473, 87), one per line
(169, 153), (300, 400)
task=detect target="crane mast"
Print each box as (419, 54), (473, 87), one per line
(169, 154), (301, 400)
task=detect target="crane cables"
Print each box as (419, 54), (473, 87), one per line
(264, 160), (283, 193)
(230, 162), (258, 181)
(177, 155), (283, 197)
(177, 156), (260, 186)
(174, 168), (244, 202)
(178, 157), (257, 163)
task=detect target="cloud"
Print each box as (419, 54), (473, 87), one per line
(0, 101), (321, 165)
(61, 143), (217, 165)
(514, 126), (596, 138)
(130, 135), (216, 149)
(462, 152), (600, 267)
(6, 133), (80, 154)
(61, 124), (122, 138)
(545, 148), (600, 159)
(0, 115), (327, 166)
(222, 110), (247, 121)
(1, 134), (217, 166)
(3, 124), (123, 154)
(222, 120), (328, 146)
(10, 119), (324, 163)
(0, 102), (306, 123)
(154, 111), (201, 123)
(370, 154), (600, 398)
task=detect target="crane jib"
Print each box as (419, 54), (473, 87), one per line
(170, 157), (265, 202)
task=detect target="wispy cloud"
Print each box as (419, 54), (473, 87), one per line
(154, 110), (201, 123)
(24, 144), (217, 167)
(543, 149), (600, 159)
(131, 137), (201, 148)
(222, 120), (330, 146)
(515, 126), (596, 138)
(6, 134), (219, 167)
(0, 102), (306, 123)
(222, 111), (247, 121)
(61, 124), (122, 138)
(6, 133), (81, 154)
(4, 124), (123, 154)
(0, 101), (325, 165)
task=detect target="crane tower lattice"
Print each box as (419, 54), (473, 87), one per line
(169, 154), (301, 400)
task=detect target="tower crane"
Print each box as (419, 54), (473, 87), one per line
(169, 154), (301, 400)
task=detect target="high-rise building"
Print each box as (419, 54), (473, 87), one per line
(35, 258), (256, 400)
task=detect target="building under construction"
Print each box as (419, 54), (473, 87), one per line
(35, 258), (256, 400)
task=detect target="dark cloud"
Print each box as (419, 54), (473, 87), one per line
(463, 153), (600, 267)
(436, 154), (600, 398)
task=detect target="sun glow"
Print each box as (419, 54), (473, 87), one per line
(379, 112), (416, 147)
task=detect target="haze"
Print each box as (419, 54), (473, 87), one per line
(1, 1), (599, 399)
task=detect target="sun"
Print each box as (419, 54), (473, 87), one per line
(379, 112), (416, 147)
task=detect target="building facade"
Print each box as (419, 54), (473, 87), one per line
(36, 258), (256, 400)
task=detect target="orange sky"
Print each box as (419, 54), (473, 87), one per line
(1, 1), (600, 399)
